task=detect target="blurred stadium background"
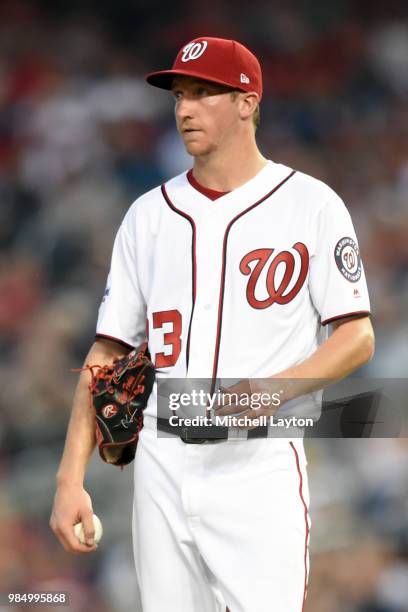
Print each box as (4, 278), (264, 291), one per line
(0, 0), (408, 610)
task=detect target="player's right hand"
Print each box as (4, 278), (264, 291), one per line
(49, 484), (98, 554)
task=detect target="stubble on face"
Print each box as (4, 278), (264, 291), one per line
(172, 77), (239, 158)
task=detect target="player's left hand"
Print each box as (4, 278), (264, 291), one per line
(214, 378), (284, 428)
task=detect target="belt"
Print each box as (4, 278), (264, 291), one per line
(156, 418), (269, 444)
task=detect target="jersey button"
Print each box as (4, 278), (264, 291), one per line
(204, 304), (212, 310)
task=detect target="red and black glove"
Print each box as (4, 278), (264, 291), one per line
(86, 343), (155, 467)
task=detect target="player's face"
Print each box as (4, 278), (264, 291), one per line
(172, 76), (240, 157)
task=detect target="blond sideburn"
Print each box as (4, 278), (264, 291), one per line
(231, 91), (260, 132)
(252, 104), (260, 131)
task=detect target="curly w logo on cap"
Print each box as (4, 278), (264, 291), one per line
(181, 41), (208, 62)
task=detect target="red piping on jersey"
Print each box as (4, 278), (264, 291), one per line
(161, 184), (196, 371)
(95, 333), (135, 350)
(211, 169), (296, 392)
(290, 441), (310, 612)
(321, 310), (371, 326)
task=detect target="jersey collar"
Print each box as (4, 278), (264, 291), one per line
(186, 169), (230, 201)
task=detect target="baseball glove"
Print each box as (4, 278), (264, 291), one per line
(85, 343), (155, 467)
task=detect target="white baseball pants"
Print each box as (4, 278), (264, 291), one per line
(132, 422), (310, 612)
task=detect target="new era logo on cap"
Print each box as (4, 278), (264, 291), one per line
(145, 36), (263, 100)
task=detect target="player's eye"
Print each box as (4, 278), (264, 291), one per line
(173, 90), (183, 100)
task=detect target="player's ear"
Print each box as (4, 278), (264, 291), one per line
(237, 92), (259, 121)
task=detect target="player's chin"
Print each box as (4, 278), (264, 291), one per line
(182, 139), (212, 157)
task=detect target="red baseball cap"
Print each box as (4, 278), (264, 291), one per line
(145, 36), (263, 100)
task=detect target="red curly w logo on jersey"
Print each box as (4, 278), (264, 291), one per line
(240, 242), (309, 309)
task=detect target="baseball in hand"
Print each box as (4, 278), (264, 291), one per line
(74, 514), (103, 545)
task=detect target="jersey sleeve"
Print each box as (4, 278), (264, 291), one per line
(95, 208), (146, 348)
(308, 193), (371, 325)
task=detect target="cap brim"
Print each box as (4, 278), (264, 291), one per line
(145, 69), (241, 92)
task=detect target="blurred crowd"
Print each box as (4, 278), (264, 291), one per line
(0, 0), (407, 610)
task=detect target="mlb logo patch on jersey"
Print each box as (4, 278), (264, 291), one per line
(101, 286), (110, 303)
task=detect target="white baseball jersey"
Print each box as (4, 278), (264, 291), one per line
(96, 160), (370, 411)
(95, 160), (370, 612)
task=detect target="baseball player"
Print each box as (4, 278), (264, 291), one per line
(50, 37), (374, 612)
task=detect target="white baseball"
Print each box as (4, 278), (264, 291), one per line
(74, 514), (103, 545)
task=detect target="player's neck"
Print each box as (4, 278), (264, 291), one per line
(192, 139), (268, 192)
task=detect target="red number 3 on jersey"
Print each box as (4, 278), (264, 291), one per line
(152, 309), (182, 368)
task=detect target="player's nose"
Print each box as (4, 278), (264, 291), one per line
(175, 96), (196, 121)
